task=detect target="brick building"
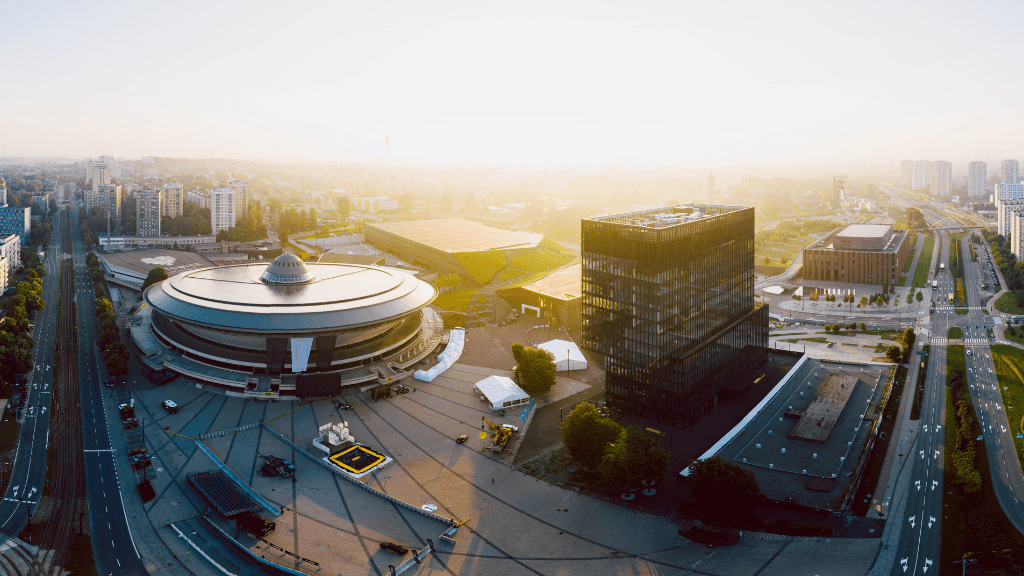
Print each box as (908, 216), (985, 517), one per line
(802, 224), (911, 286)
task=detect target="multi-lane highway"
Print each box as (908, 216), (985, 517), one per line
(956, 232), (1024, 536)
(0, 212), (62, 537)
(68, 201), (148, 576)
(890, 231), (950, 575)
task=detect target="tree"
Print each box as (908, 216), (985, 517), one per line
(916, 291), (924, 302)
(435, 272), (462, 293)
(886, 344), (903, 363)
(599, 426), (670, 498)
(335, 196), (351, 222)
(685, 456), (765, 527)
(902, 328), (916, 351)
(560, 401), (623, 469)
(860, 322), (866, 330)
(141, 267), (170, 291)
(511, 344), (557, 395)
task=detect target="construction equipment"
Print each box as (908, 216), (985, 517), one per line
(481, 416), (514, 452)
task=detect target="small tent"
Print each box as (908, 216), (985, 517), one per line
(473, 375), (530, 411)
(537, 339), (588, 372)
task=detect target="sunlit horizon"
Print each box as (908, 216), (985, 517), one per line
(3, 0), (1022, 169)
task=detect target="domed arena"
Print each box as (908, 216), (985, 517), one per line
(133, 253), (442, 398)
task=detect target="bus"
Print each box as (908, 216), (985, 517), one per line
(932, 280), (938, 288)
(949, 293), (954, 304)
(940, 263), (945, 270)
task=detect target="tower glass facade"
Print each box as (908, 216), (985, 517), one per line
(582, 204), (768, 427)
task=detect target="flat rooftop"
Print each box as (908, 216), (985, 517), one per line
(368, 219), (544, 253)
(717, 359), (888, 510)
(523, 263), (581, 300)
(835, 224), (890, 239)
(100, 248), (213, 279)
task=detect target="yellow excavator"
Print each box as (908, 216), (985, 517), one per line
(481, 416), (513, 452)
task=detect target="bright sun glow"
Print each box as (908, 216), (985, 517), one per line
(1, 0), (1021, 167)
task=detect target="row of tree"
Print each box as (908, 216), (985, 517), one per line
(0, 265), (46, 387)
(86, 253), (129, 376)
(162, 203), (212, 236)
(948, 367), (982, 494)
(558, 401), (766, 527)
(559, 402), (670, 496)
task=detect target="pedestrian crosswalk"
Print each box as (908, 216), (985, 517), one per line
(930, 337), (991, 345)
(934, 306), (985, 312)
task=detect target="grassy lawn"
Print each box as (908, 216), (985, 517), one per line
(996, 292), (1024, 314)
(902, 246), (917, 273)
(896, 276), (908, 287)
(432, 288), (477, 312)
(508, 250), (574, 274)
(911, 233), (935, 288)
(991, 345), (1024, 473)
(955, 308), (969, 315)
(942, 345), (1024, 570)
(453, 251), (508, 284)
(948, 327), (963, 339)
(910, 345), (929, 420)
(754, 246), (797, 260)
(497, 269), (527, 283)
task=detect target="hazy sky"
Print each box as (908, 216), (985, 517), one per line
(1, 0), (1021, 168)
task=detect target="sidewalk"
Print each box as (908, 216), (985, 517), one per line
(868, 348), (921, 519)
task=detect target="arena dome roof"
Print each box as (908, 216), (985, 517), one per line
(260, 253), (315, 284)
(145, 259), (437, 333)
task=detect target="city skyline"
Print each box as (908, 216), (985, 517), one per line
(3, 1), (1024, 168)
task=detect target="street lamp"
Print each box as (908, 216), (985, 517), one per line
(952, 558), (978, 576)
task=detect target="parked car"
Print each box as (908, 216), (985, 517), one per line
(379, 542), (408, 554)
(122, 418), (139, 429)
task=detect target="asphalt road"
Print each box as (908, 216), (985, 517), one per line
(0, 213), (63, 536)
(70, 202), (147, 576)
(956, 232), (1024, 537)
(888, 231), (950, 576)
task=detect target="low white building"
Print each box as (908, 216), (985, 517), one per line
(473, 375), (530, 411)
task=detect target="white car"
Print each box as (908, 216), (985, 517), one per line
(501, 424), (519, 433)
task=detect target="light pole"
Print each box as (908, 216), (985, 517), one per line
(952, 558), (978, 575)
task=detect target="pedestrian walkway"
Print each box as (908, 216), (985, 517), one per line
(929, 338), (993, 345)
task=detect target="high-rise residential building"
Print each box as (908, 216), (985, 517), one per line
(996, 184), (1024, 237)
(94, 184), (122, 221)
(900, 160), (914, 188)
(581, 204), (768, 427)
(930, 161), (952, 197)
(968, 161), (987, 198)
(161, 183), (184, 218)
(228, 181), (248, 219)
(1003, 159), (1020, 184)
(0, 177), (6, 206)
(706, 174), (715, 201)
(185, 189), (210, 210)
(136, 189), (162, 237)
(0, 234), (20, 277)
(912, 160), (931, 190)
(210, 188), (236, 235)
(0, 207), (31, 243)
(91, 163), (110, 192)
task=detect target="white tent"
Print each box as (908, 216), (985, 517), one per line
(537, 339), (588, 372)
(473, 375), (530, 411)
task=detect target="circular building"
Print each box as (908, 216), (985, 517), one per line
(139, 253), (441, 397)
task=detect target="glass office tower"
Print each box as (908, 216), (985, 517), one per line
(582, 204), (768, 427)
